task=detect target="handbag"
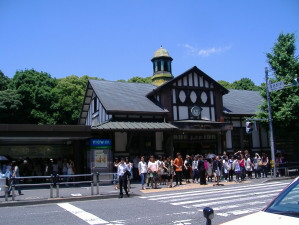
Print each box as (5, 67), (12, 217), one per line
(258, 161), (263, 166)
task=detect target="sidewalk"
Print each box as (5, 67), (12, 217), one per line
(0, 176), (295, 207)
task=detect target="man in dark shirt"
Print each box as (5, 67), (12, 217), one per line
(198, 155), (207, 185)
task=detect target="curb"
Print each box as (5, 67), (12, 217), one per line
(0, 193), (138, 208)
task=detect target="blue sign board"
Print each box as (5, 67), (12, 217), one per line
(90, 139), (112, 147)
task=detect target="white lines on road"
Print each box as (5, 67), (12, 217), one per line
(141, 182), (286, 201)
(216, 207), (262, 217)
(172, 189), (280, 206)
(139, 182), (288, 218)
(58, 203), (112, 225)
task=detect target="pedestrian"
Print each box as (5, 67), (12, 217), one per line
(62, 159), (68, 184)
(173, 153), (183, 186)
(113, 157), (120, 190)
(138, 156), (147, 190)
(239, 154), (246, 180)
(233, 156), (241, 182)
(261, 153), (269, 178)
(206, 158), (213, 182)
(117, 158), (130, 198)
(67, 159), (75, 184)
(213, 156), (222, 183)
(245, 154), (253, 179)
(191, 155), (199, 183)
(8, 161), (22, 196)
(148, 155), (158, 189)
(222, 156), (230, 182)
(125, 157), (133, 192)
(228, 155), (234, 181)
(51, 158), (59, 186)
(198, 155), (207, 185)
(253, 153), (262, 178)
(183, 155), (192, 183)
(157, 156), (165, 185)
(164, 156), (174, 188)
(133, 155), (140, 181)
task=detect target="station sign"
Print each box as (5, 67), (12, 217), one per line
(268, 81), (284, 92)
(90, 139), (112, 149)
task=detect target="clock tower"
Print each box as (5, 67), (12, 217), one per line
(151, 46), (173, 86)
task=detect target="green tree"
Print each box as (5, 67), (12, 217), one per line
(217, 80), (232, 89)
(258, 33), (299, 133)
(0, 70), (10, 91)
(127, 76), (152, 83)
(9, 69), (57, 124)
(116, 79), (126, 82)
(231, 78), (260, 91)
(51, 75), (99, 124)
(0, 89), (22, 123)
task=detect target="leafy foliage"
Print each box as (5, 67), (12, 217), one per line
(218, 80), (232, 89)
(218, 78), (261, 90)
(257, 33), (299, 133)
(0, 70), (10, 91)
(127, 76), (152, 83)
(51, 75), (99, 124)
(0, 89), (22, 122)
(9, 69), (57, 124)
(231, 78), (261, 91)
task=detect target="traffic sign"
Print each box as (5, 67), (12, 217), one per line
(268, 81), (284, 92)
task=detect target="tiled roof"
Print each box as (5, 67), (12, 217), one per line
(89, 80), (167, 114)
(223, 89), (263, 115)
(92, 121), (178, 131)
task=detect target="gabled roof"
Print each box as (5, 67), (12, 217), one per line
(223, 89), (263, 115)
(89, 80), (167, 114)
(92, 121), (178, 131)
(147, 66), (229, 96)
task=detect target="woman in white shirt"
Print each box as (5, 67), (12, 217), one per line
(147, 155), (158, 189)
(138, 156), (147, 190)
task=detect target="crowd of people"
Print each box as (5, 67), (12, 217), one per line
(0, 157), (76, 196)
(113, 150), (287, 196)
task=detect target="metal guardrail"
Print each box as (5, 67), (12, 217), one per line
(2, 173), (118, 202)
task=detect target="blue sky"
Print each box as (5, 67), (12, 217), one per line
(0, 0), (298, 85)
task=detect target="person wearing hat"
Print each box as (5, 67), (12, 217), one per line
(117, 158), (130, 198)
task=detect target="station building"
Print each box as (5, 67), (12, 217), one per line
(0, 47), (273, 173)
(79, 47), (269, 165)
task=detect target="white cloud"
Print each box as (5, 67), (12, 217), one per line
(182, 44), (232, 57)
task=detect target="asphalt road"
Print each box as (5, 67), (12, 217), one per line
(0, 180), (290, 225)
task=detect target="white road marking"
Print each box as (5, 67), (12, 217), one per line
(172, 219), (192, 224)
(142, 182), (286, 201)
(186, 193), (277, 208)
(58, 203), (112, 225)
(171, 189), (280, 206)
(216, 207), (262, 217)
(211, 200), (266, 211)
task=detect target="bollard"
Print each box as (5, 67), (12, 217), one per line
(50, 184), (53, 198)
(203, 207), (214, 225)
(96, 173), (99, 195)
(5, 186), (8, 201)
(56, 174), (60, 198)
(56, 184), (60, 198)
(12, 186), (15, 201)
(91, 182), (94, 195)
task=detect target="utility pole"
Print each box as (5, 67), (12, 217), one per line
(265, 67), (276, 177)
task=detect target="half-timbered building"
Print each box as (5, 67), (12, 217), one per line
(79, 47), (268, 159)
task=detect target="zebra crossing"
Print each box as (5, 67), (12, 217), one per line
(139, 181), (288, 218)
